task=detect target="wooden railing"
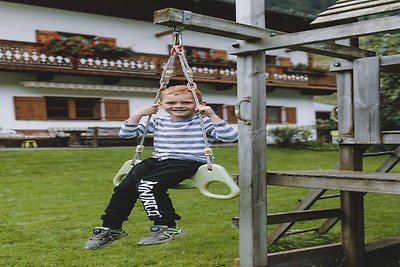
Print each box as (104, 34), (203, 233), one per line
(0, 39), (336, 91)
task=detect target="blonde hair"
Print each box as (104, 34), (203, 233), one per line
(159, 85), (202, 103)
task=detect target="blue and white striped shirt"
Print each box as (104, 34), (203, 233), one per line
(119, 115), (238, 163)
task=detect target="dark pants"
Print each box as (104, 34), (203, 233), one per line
(101, 158), (202, 229)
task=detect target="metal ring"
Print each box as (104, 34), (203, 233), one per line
(235, 96), (251, 125)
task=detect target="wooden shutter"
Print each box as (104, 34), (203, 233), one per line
(285, 107), (297, 124)
(104, 99), (129, 120)
(226, 105), (237, 123)
(14, 96), (47, 120)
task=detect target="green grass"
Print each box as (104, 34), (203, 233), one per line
(1, 146), (400, 266)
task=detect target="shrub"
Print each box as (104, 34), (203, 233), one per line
(267, 126), (312, 147)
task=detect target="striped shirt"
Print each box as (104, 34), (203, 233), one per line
(119, 115), (238, 163)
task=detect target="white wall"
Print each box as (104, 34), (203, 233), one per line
(0, 1), (235, 56)
(0, 1), (315, 135)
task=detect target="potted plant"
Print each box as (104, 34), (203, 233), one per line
(40, 33), (134, 66)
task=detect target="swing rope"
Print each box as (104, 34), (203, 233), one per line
(131, 28), (215, 170)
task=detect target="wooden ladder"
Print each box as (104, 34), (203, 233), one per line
(267, 145), (400, 244)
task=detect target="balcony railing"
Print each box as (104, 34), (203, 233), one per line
(0, 39), (336, 92)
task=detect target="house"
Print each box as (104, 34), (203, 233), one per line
(0, 0), (336, 147)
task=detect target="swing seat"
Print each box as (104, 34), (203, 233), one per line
(112, 161), (240, 200)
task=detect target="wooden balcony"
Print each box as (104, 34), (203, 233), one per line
(0, 39), (336, 94)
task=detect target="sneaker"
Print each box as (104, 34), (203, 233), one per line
(137, 225), (186, 245)
(83, 227), (128, 250)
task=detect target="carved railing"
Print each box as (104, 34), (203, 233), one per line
(0, 39), (336, 90)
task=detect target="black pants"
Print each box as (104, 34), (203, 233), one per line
(101, 158), (202, 229)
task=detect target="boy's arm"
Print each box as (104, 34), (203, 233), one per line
(196, 105), (223, 123)
(197, 105), (238, 142)
(126, 104), (159, 124)
(119, 104), (159, 138)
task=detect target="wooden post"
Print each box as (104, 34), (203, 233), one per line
(337, 38), (366, 267)
(236, 0), (267, 266)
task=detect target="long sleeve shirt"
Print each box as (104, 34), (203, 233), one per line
(119, 115), (238, 163)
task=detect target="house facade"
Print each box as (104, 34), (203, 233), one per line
(0, 1), (336, 146)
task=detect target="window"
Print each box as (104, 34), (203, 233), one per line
(14, 96), (129, 121)
(266, 106), (297, 124)
(208, 104), (223, 118)
(45, 97), (100, 120)
(266, 106), (282, 124)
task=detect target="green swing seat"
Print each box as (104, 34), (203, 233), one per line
(112, 160), (240, 200)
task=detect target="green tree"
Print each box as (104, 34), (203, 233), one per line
(361, 33), (400, 130)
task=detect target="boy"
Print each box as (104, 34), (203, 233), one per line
(84, 85), (238, 249)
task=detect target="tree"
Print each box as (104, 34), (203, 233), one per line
(360, 33), (400, 130)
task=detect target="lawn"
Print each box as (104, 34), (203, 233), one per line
(1, 146), (400, 267)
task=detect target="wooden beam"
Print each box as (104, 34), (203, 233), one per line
(154, 8), (265, 41)
(331, 54), (400, 72)
(153, 8), (374, 60)
(335, 132), (400, 144)
(229, 15), (400, 54)
(266, 170), (400, 194)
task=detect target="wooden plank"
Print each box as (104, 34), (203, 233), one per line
(267, 208), (341, 225)
(353, 57), (381, 143)
(266, 236), (400, 267)
(312, 3), (400, 26)
(229, 15), (400, 54)
(268, 243), (342, 267)
(366, 237), (400, 267)
(153, 8), (373, 59)
(235, 1), (268, 266)
(327, 0), (377, 10)
(266, 170), (400, 194)
(318, 0), (398, 17)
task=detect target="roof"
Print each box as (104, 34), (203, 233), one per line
(312, 0), (400, 26)
(2, 0), (315, 32)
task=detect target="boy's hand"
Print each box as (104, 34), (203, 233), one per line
(196, 105), (223, 123)
(196, 105), (215, 117)
(126, 104), (159, 124)
(136, 104), (159, 116)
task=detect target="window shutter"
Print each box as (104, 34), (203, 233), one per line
(285, 107), (297, 124)
(104, 99), (129, 120)
(226, 105), (237, 123)
(14, 97), (47, 120)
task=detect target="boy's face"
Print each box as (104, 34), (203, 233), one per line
(160, 92), (197, 121)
